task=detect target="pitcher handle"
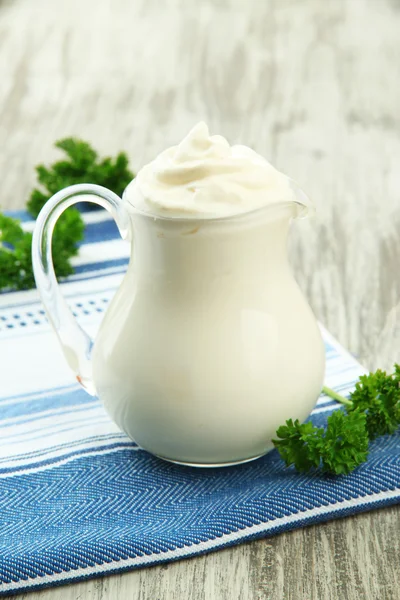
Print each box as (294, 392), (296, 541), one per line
(32, 183), (131, 396)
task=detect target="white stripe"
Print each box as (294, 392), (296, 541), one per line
(0, 438), (136, 474)
(0, 328), (98, 397)
(316, 396), (337, 406)
(0, 486), (398, 593)
(65, 265), (128, 283)
(70, 239), (130, 267)
(0, 408), (108, 443)
(0, 421), (125, 469)
(311, 404), (340, 415)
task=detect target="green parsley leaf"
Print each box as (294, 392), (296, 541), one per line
(273, 419), (323, 472)
(274, 366), (400, 476)
(320, 409), (369, 475)
(0, 214), (35, 291)
(348, 369), (400, 439)
(1, 138), (134, 292)
(273, 410), (369, 476)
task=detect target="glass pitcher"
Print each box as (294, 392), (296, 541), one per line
(32, 183), (325, 467)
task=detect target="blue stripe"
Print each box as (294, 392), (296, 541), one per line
(79, 219), (120, 244)
(0, 383), (80, 403)
(0, 401), (99, 429)
(5, 207), (105, 223)
(72, 257), (129, 275)
(0, 388), (94, 417)
(4, 210), (33, 222)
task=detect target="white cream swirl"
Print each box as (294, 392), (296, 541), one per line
(124, 122), (301, 218)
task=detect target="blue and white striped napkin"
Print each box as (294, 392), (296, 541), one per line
(0, 209), (399, 595)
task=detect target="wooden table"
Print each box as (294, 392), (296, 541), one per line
(1, 0), (399, 598)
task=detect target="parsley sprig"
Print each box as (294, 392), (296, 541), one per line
(273, 367), (400, 475)
(0, 139), (134, 292)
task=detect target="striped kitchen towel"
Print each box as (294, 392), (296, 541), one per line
(0, 209), (399, 596)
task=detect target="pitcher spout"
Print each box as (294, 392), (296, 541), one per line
(286, 177), (315, 218)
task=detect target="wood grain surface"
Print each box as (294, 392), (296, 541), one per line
(1, 0), (399, 598)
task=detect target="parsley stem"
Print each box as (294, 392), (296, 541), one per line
(322, 385), (353, 407)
